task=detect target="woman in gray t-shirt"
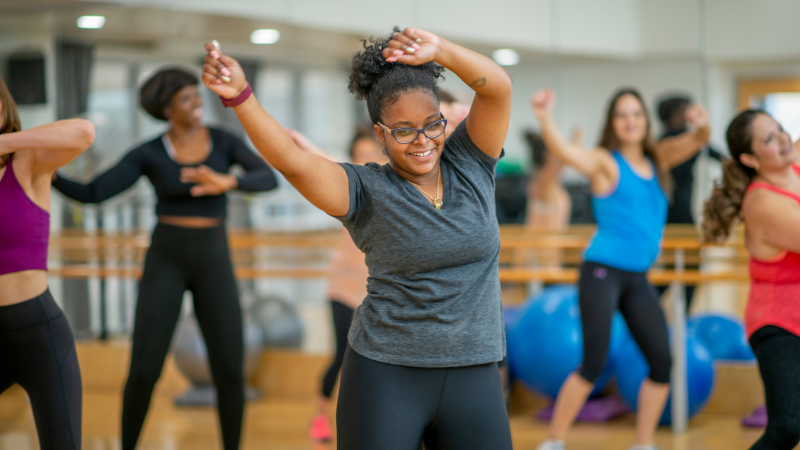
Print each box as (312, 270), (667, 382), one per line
(202, 26), (512, 449)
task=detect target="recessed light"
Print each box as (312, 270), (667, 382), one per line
(77, 15), (106, 29)
(492, 49), (519, 66)
(250, 29), (280, 45)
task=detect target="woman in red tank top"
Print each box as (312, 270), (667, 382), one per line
(703, 109), (800, 450)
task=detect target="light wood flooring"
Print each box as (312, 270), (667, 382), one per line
(0, 386), (768, 450)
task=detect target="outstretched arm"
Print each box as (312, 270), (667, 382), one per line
(383, 28), (512, 158)
(531, 89), (613, 181)
(52, 150), (144, 203)
(202, 43), (350, 216)
(0, 119), (95, 172)
(655, 104), (711, 169)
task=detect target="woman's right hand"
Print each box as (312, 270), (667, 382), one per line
(202, 41), (248, 99)
(531, 88), (556, 118)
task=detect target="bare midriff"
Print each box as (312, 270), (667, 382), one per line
(158, 215), (223, 228)
(0, 270), (48, 306)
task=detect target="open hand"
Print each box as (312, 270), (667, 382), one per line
(382, 27), (441, 65)
(531, 89), (556, 117)
(685, 104), (709, 129)
(202, 41), (248, 100)
(180, 165), (237, 196)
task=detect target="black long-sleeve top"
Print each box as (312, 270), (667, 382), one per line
(53, 127), (278, 218)
(660, 129), (724, 224)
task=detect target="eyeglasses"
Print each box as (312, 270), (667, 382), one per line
(377, 117), (448, 144)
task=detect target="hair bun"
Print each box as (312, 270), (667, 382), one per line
(348, 27), (444, 101)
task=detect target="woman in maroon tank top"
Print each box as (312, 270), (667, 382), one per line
(0, 76), (95, 449)
(703, 109), (800, 450)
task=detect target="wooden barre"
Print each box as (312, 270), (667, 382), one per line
(48, 266), (750, 284)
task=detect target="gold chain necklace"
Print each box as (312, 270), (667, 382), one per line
(407, 166), (443, 210)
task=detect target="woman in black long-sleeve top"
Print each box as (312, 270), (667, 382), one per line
(53, 68), (277, 450)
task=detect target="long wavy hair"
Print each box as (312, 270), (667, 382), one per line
(702, 109), (765, 243)
(0, 75), (23, 169)
(599, 88), (671, 194)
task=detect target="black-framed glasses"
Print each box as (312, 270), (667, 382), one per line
(377, 116), (448, 144)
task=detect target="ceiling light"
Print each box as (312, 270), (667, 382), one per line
(250, 29), (280, 45)
(492, 49), (519, 66)
(77, 15), (106, 29)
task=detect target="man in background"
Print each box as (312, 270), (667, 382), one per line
(657, 95), (725, 310)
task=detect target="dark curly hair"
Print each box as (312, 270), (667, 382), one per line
(348, 27), (445, 124)
(139, 68), (199, 121)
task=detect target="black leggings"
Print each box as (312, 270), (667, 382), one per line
(336, 346), (512, 450)
(0, 289), (82, 450)
(122, 223), (244, 450)
(749, 326), (800, 450)
(578, 262), (672, 384)
(321, 300), (354, 398)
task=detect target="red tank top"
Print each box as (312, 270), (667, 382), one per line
(744, 164), (800, 338)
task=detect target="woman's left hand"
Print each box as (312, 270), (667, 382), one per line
(180, 165), (237, 196)
(383, 28), (441, 65)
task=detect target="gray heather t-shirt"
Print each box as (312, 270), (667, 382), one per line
(336, 121), (505, 368)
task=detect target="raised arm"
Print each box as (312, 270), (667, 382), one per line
(531, 89), (613, 182)
(532, 127), (581, 202)
(202, 43), (350, 217)
(383, 28), (511, 158)
(52, 150), (144, 203)
(0, 119), (95, 172)
(655, 104), (711, 169)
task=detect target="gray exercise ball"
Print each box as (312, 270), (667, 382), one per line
(173, 312), (265, 385)
(248, 295), (304, 348)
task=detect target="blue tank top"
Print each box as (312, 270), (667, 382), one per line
(583, 152), (667, 272)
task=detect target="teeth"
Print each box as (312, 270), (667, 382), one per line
(410, 150), (432, 157)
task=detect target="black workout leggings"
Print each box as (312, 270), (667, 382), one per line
(336, 345), (512, 450)
(749, 325), (800, 450)
(321, 300), (354, 398)
(0, 289), (82, 450)
(122, 223), (244, 450)
(578, 262), (672, 384)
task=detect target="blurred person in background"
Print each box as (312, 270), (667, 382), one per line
(657, 94), (725, 311)
(286, 125), (388, 443)
(52, 68), (278, 450)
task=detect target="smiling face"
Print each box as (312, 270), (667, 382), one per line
(742, 113), (798, 171)
(166, 84), (203, 127)
(373, 89), (445, 179)
(612, 93), (649, 147)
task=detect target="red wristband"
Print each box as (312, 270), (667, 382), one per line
(220, 83), (252, 108)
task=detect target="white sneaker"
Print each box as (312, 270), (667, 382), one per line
(536, 440), (565, 450)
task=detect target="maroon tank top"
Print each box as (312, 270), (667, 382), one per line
(0, 155), (50, 275)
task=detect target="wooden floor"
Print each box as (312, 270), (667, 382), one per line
(0, 387), (767, 450)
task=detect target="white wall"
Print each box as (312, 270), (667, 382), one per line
(79, 0), (644, 58)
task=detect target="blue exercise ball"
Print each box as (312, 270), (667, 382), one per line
(507, 285), (626, 399)
(614, 331), (715, 425)
(687, 314), (755, 361)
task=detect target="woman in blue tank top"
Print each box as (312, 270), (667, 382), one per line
(531, 88), (710, 450)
